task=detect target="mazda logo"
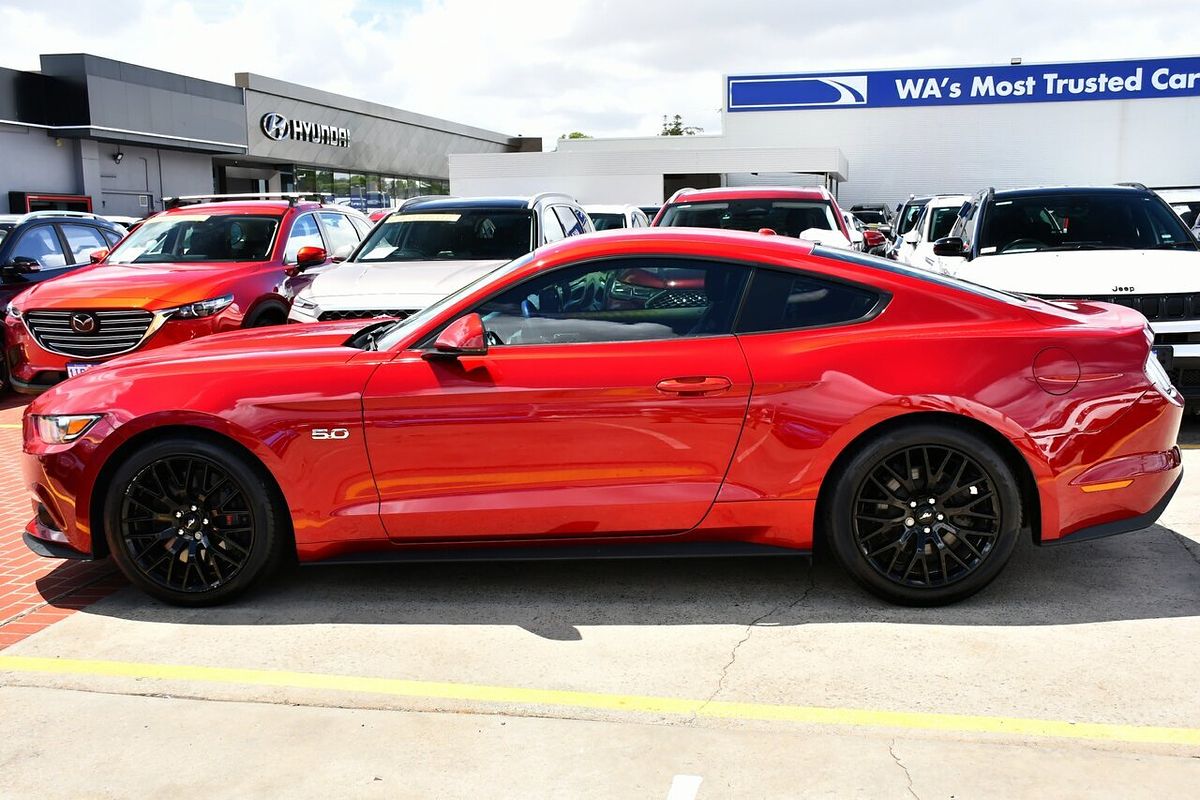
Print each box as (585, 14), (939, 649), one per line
(261, 112), (290, 141)
(69, 313), (97, 333)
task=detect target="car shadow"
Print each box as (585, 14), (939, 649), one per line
(59, 523), (1200, 640)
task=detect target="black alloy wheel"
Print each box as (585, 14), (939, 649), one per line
(827, 424), (1022, 606)
(105, 437), (287, 605)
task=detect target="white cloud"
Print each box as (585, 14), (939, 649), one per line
(0, 0), (1195, 147)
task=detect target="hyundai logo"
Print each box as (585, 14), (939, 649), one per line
(261, 112), (290, 141)
(69, 313), (97, 334)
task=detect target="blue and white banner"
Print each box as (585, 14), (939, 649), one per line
(727, 57), (1200, 112)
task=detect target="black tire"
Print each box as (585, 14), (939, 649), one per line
(244, 305), (286, 328)
(103, 436), (288, 606)
(826, 423), (1022, 606)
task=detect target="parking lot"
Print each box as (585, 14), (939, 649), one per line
(0, 393), (1195, 798)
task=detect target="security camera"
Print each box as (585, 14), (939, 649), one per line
(114, 151), (124, 164)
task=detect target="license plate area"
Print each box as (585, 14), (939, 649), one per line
(66, 362), (95, 378)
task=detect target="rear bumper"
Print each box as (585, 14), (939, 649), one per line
(1039, 470), (1182, 546)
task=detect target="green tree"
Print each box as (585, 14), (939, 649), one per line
(558, 131), (591, 140)
(660, 114), (703, 136)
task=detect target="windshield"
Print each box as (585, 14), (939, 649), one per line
(368, 252), (536, 351)
(896, 202), (926, 235)
(106, 213), (280, 264)
(854, 211), (887, 224)
(979, 193), (1197, 254)
(357, 209), (533, 262)
(929, 206), (960, 240)
(659, 199), (839, 237)
(589, 212), (626, 231)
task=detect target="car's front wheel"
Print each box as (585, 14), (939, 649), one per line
(103, 436), (288, 606)
(826, 423), (1022, 606)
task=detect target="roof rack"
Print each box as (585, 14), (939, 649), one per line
(19, 210), (109, 223)
(1115, 181), (1149, 191)
(163, 192), (328, 209)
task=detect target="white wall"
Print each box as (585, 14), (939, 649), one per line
(450, 173), (660, 205)
(722, 96), (1200, 207)
(0, 124), (79, 211)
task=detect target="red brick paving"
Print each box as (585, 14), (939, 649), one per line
(0, 396), (125, 649)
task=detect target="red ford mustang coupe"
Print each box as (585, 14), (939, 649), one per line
(21, 229), (1183, 606)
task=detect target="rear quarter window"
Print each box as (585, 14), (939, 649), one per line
(736, 268), (883, 333)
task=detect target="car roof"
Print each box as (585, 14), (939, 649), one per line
(992, 185), (1150, 199)
(667, 186), (832, 204)
(159, 200), (297, 215)
(925, 194), (972, 207)
(403, 197), (535, 211)
(584, 204), (636, 214)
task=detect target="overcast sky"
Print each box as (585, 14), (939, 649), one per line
(1, 0), (1194, 146)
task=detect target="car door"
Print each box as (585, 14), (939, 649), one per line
(361, 257), (754, 540)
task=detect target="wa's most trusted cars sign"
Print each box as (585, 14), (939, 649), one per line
(726, 57), (1200, 112)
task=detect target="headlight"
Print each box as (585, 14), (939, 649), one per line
(168, 294), (235, 319)
(34, 414), (101, 444)
(1145, 350), (1175, 398)
(6, 301), (21, 319)
(293, 295), (318, 311)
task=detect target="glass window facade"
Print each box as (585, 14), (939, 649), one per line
(294, 167), (449, 212)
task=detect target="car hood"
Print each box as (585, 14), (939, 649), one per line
(15, 262), (243, 310)
(956, 249), (1200, 295)
(305, 259), (506, 310)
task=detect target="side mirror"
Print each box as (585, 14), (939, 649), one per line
(932, 237), (966, 257)
(429, 313), (488, 357)
(295, 246), (327, 269)
(331, 243), (355, 262)
(4, 256), (41, 274)
(89, 248), (109, 264)
(862, 230), (886, 248)
(757, 227), (777, 236)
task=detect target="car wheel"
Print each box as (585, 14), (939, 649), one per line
(826, 423), (1022, 606)
(244, 306), (285, 328)
(103, 436), (288, 606)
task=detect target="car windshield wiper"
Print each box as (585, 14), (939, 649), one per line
(1041, 244), (1132, 251)
(1155, 241), (1199, 249)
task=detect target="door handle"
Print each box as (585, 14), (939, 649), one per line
(656, 376), (732, 395)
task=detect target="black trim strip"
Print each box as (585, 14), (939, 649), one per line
(23, 530), (93, 560)
(1039, 471), (1183, 547)
(306, 541), (808, 566)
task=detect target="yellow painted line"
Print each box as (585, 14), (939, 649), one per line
(1179, 443), (1200, 450)
(0, 423), (22, 429)
(1, 655), (1197, 747)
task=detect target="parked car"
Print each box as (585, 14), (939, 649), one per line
(638, 205), (661, 221)
(0, 211), (128, 388)
(4, 194), (371, 393)
(289, 193), (593, 324)
(653, 186), (855, 249)
(585, 205), (650, 230)
(841, 210), (888, 254)
(934, 184), (1200, 402)
(894, 194), (971, 272)
(1155, 187), (1200, 228)
(367, 196), (453, 224)
(22, 228), (1182, 607)
(850, 204), (894, 237)
(886, 195), (931, 259)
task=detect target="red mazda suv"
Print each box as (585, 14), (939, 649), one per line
(20, 229), (1183, 607)
(4, 194), (371, 393)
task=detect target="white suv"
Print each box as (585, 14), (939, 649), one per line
(933, 185), (1200, 402)
(895, 194), (970, 273)
(289, 193), (593, 323)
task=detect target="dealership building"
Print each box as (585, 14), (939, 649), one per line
(451, 55), (1200, 207)
(0, 53), (536, 216)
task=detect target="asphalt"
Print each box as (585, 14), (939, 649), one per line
(0, 418), (1198, 799)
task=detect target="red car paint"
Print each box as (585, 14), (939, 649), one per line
(21, 228), (1182, 566)
(4, 200), (355, 393)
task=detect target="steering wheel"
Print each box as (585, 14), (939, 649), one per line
(999, 238), (1047, 253)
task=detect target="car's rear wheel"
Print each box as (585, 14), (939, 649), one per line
(826, 423), (1022, 606)
(103, 436), (288, 606)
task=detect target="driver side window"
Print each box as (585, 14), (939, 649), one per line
(284, 214), (325, 264)
(473, 258), (750, 346)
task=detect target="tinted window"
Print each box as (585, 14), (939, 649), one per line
(11, 226), (66, 268)
(541, 208), (565, 243)
(59, 224), (108, 265)
(896, 202), (926, 235)
(319, 212), (362, 253)
(589, 212), (626, 231)
(660, 199), (838, 237)
(737, 269), (880, 333)
(359, 209), (533, 262)
(284, 214), (324, 263)
(978, 193), (1197, 254)
(929, 206), (960, 241)
(101, 228), (122, 247)
(107, 214), (280, 264)
(475, 258), (750, 345)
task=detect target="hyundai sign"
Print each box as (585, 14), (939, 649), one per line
(727, 56), (1200, 112)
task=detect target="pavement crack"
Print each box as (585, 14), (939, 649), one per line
(690, 558), (815, 723)
(888, 738), (920, 800)
(1172, 531), (1200, 569)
